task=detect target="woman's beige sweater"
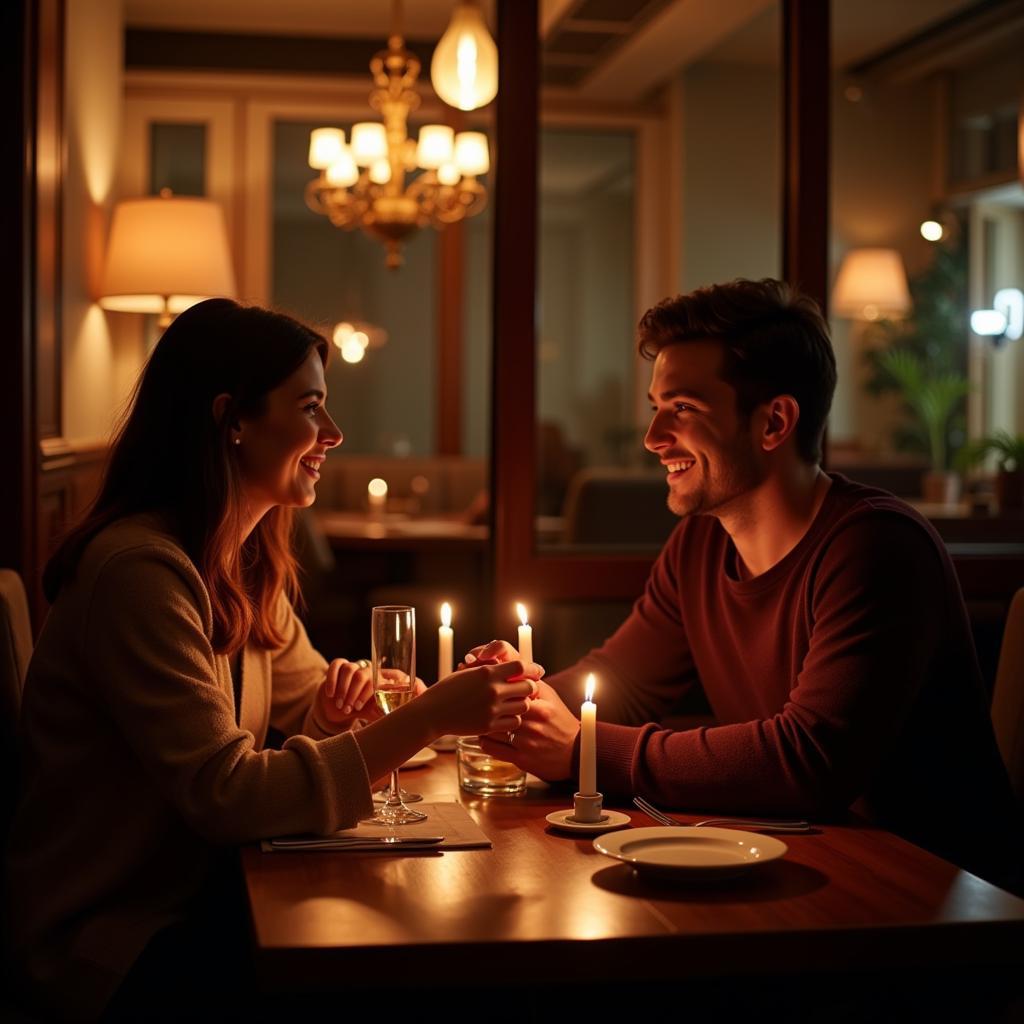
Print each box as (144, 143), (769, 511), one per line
(6, 517), (373, 1019)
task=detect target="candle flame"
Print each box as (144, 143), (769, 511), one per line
(440, 602), (452, 628)
(585, 673), (596, 702)
(515, 602), (529, 626)
(367, 477), (388, 497)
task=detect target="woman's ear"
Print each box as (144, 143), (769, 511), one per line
(211, 393), (240, 441)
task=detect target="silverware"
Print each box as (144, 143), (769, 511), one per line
(271, 835), (445, 849)
(632, 797), (811, 833)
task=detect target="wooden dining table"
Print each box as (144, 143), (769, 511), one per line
(242, 755), (1024, 999)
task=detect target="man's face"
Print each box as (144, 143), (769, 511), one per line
(643, 341), (763, 518)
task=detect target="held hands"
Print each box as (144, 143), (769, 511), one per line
(419, 659), (544, 739)
(316, 658), (426, 731)
(479, 678), (579, 782)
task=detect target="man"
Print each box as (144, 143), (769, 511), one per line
(477, 278), (1020, 890)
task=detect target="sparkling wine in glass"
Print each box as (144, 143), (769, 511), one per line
(369, 605), (426, 825)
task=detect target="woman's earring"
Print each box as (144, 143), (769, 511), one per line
(233, 437), (241, 446)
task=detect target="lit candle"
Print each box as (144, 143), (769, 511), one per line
(367, 477), (387, 514)
(515, 602), (533, 663)
(579, 674), (597, 796)
(438, 602), (453, 680)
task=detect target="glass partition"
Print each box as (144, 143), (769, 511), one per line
(828, 0), (1022, 506)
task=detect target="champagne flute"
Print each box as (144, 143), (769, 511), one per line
(369, 605), (427, 825)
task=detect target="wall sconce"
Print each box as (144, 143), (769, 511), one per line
(832, 248), (911, 321)
(98, 191), (236, 328)
(971, 288), (1024, 345)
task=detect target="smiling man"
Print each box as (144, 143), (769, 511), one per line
(479, 278), (1021, 891)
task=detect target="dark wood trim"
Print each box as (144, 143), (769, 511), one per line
(782, 0), (829, 314)
(36, 0), (63, 441)
(125, 29), (437, 76)
(0, 0), (64, 628)
(491, 0), (540, 625)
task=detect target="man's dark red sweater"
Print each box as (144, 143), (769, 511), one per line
(550, 474), (1021, 889)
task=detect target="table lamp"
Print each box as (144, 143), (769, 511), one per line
(832, 247), (911, 321)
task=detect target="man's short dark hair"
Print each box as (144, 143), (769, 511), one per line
(638, 279), (837, 465)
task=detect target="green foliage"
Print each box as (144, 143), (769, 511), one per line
(862, 229), (969, 469)
(959, 429), (1024, 473)
(875, 349), (969, 471)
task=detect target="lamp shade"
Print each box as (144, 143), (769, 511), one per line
(98, 195), (236, 316)
(430, 1), (498, 111)
(832, 247), (911, 320)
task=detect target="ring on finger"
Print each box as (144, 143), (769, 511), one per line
(507, 731), (516, 746)
(355, 658), (370, 669)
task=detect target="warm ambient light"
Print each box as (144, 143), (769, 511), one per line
(441, 602), (452, 629)
(585, 673), (596, 703)
(368, 478), (389, 499)
(920, 220), (944, 242)
(516, 602), (529, 626)
(431, 1), (498, 111)
(832, 248), (911, 321)
(98, 192), (236, 327)
(304, 0), (491, 269)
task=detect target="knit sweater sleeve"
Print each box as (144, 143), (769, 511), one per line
(547, 523), (699, 724)
(594, 514), (950, 816)
(84, 546), (372, 841)
(266, 593), (335, 739)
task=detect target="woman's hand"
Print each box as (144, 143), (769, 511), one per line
(316, 658), (425, 731)
(418, 659), (544, 738)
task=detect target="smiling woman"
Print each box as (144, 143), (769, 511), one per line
(5, 298), (542, 1021)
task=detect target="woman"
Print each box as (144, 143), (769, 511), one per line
(6, 299), (537, 1020)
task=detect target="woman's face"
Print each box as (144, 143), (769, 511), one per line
(235, 349), (342, 514)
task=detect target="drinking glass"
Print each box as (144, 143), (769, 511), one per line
(368, 605), (426, 824)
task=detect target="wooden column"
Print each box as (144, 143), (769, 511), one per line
(782, 0), (830, 314)
(0, 0), (64, 626)
(490, 0), (539, 623)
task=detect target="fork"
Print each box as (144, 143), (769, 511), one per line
(632, 796), (811, 833)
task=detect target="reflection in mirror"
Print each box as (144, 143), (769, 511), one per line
(828, 0), (1023, 513)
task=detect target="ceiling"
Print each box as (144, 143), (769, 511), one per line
(124, 0), (989, 103)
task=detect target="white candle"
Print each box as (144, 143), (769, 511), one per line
(515, 602), (533, 663)
(367, 477), (387, 514)
(579, 674), (597, 796)
(438, 602), (453, 680)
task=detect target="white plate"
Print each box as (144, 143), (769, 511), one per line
(593, 826), (787, 881)
(545, 809), (632, 834)
(401, 747), (438, 769)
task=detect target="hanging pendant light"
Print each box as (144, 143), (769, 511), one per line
(430, 1), (498, 112)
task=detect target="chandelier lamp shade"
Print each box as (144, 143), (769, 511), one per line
(98, 191), (237, 327)
(305, 0), (495, 269)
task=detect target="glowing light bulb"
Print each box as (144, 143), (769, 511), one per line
(430, 2), (498, 112)
(920, 220), (944, 242)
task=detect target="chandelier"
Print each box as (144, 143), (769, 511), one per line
(305, 1), (497, 269)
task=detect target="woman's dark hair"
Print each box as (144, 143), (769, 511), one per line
(638, 279), (837, 464)
(44, 298), (330, 653)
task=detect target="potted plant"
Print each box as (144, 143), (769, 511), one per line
(875, 348), (969, 503)
(960, 429), (1024, 512)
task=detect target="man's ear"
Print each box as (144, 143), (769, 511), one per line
(760, 395), (800, 453)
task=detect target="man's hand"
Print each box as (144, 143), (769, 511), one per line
(479, 679), (579, 782)
(459, 638), (520, 669)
